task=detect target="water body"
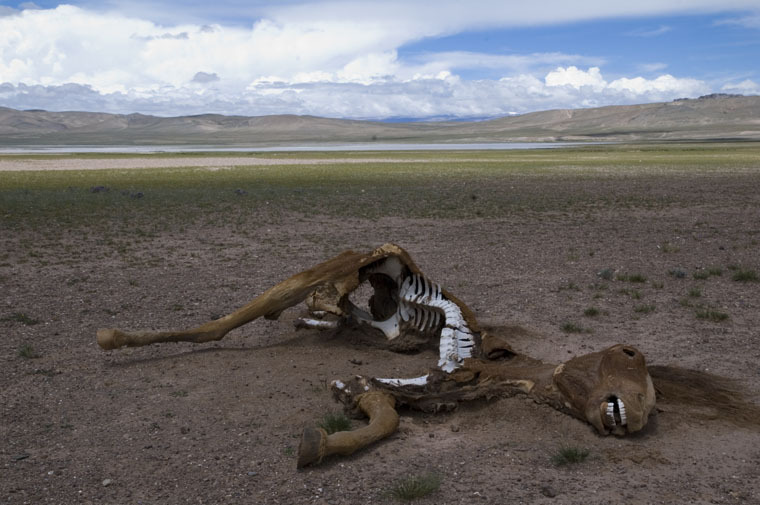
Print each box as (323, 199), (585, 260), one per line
(0, 142), (585, 154)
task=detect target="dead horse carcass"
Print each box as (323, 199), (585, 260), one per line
(96, 243), (759, 468)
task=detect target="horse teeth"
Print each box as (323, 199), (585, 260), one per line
(617, 399), (627, 425)
(606, 402), (616, 425)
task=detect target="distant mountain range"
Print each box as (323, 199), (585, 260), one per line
(1, 94), (758, 146)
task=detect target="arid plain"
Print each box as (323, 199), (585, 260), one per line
(2, 144), (760, 504)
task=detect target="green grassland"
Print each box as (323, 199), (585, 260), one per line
(2, 143), (759, 232)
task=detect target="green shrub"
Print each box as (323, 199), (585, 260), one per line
(2, 312), (41, 325)
(552, 446), (590, 466)
(389, 473), (442, 501)
(696, 309), (729, 322)
(634, 304), (656, 314)
(18, 344), (40, 359)
(617, 273), (647, 283)
(732, 269), (758, 282)
(561, 322), (588, 333)
(318, 412), (352, 435)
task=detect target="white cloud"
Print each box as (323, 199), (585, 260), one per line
(608, 74), (708, 96)
(626, 25), (672, 37)
(0, 66), (716, 119)
(638, 62), (668, 73)
(722, 79), (760, 94)
(191, 71), (220, 84)
(263, 0), (760, 33)
(545, 66), (607, 91)
(715, 14), (760, 29)
(0, 2), (752, 118)
(405, 51), (605, 77)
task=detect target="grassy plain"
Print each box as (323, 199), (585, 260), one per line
(3, 143), (760, 226)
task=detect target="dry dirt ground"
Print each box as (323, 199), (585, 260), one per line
(2, 154), (760, 504)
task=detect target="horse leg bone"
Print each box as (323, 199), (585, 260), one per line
(97, 248), (373, 350)
(297, 390), (399, 468)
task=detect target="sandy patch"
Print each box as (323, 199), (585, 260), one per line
(0, 157), (433, 171)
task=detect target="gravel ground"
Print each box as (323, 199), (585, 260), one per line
(2, 156), (760, 504)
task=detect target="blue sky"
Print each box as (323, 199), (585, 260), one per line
(1, 1), (758, 119)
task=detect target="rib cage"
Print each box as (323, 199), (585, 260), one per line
(398, 301), (442, 334)
(400, 274), (476, 373)
(348, 258), (478, 375)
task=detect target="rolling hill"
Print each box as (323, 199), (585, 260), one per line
(1, 94), (758, 146)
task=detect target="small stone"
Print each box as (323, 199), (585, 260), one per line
(247, 471), (257, 476)
(102, 479), (112, 487)
(540, 485), (557, 498)
(450, 425), (460, 432)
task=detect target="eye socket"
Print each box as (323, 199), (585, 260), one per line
(622, 348), (636, 357)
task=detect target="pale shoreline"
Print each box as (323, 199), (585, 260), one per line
(0, 156), (435, 171)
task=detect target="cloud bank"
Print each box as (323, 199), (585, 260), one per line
(0, 3), (757, 118)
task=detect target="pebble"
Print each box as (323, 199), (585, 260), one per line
(541, 485), (557, 498)
(102, 479), (112, 487)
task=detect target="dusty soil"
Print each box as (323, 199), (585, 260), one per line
(2, 157), (760, 505)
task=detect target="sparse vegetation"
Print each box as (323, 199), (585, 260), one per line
(561, 322), (589, 333)
(2, 144), (760, 503)
(693, 270), (710, 280)
(2, 312), (41, 325)
(688, 287), (702, 298)
(732, 269), (758, 282)
(18, 344), (41, 359)
(618, 288), (642, 299)
(388, 472), (442, 501)
(558, 281), (581, 291)
(583, 307), (600, 317)
(617, 273), (647, 283)
(318, 412), (352, 435)
(696, 309), (729, 322)
(634, 304), (656, 314)
(551, 446), (590, 466)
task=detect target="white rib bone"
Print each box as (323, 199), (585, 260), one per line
(375, 374), (430, 387)
(296, 318), (339, 330)
(356, 268), (477, 374)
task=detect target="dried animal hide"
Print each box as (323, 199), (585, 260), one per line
(96, 244), (758, 468)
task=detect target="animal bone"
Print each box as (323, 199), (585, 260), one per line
(97, 244), (757, 467)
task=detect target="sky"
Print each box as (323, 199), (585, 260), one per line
(0, 1), (759, 120)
